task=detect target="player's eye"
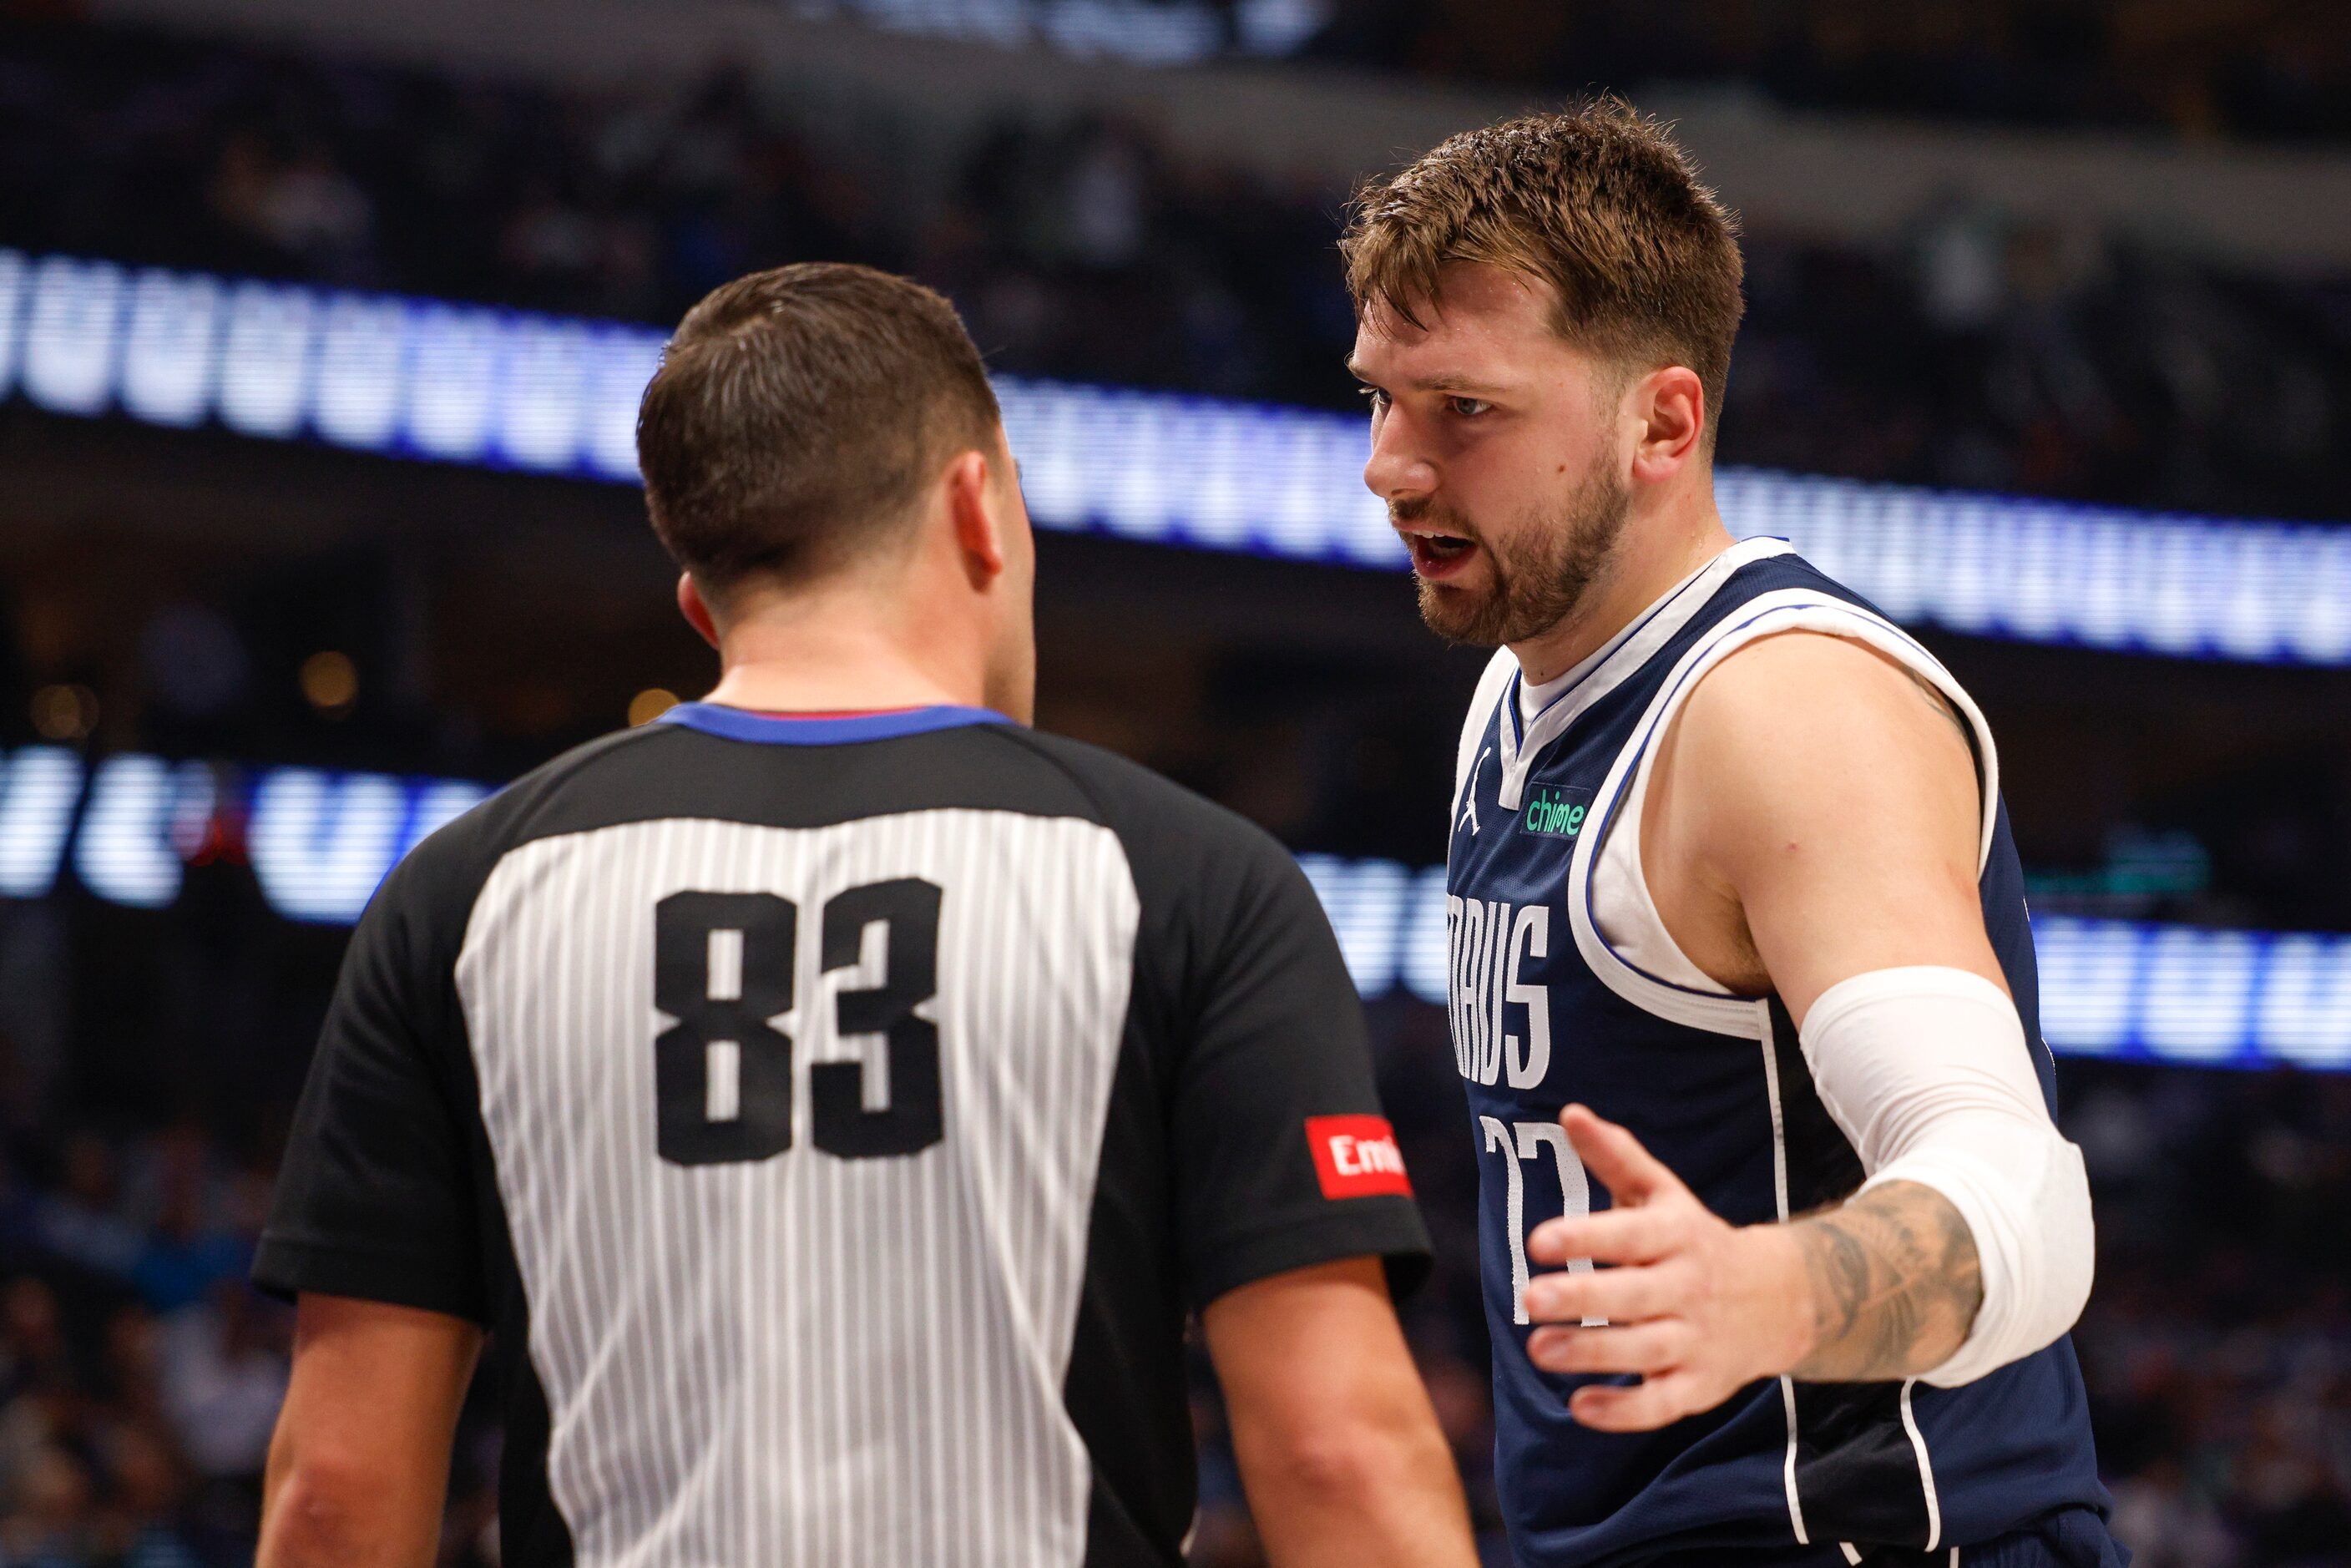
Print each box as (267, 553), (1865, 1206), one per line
(1447, 396), (1492, 419)
(1358, 385), (1390, 413)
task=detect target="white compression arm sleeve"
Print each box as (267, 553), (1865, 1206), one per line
(1796, 966), (2096, 1388)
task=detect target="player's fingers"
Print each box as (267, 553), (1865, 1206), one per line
(1567, 1370), (1705, 1434)
(1529, 1205), (1677, 1267)
(1559, 1105), (1682, 1204)
(1521, 1262), (1682, 1325)
(1525, 1321), (1687, 1377)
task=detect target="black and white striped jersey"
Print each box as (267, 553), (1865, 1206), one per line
(254, 702), (1431, 1568)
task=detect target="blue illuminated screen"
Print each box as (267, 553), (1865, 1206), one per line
(4, 250), (2348, 668)
(3, 746), (2345, 1072)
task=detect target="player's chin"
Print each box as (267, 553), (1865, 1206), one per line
(1413, 578), (1503, 644)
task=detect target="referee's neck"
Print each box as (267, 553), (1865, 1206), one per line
(695, 586), (991, 717)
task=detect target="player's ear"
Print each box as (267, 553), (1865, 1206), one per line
(1627, 365), (1706, 485)
(676, 573), (720, 650)
(944, 448), (1007, 589)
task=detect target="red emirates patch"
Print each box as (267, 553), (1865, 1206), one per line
(1305, 1115), (1414, 1200)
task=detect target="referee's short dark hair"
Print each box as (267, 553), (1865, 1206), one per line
(637, 262), (1003, 596)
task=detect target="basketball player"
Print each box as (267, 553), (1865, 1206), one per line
(1344, 106), (2124, 1566)
(250, 265), (1478, 1567)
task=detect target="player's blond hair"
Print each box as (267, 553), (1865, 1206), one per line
(1341, 100), (1745, 441)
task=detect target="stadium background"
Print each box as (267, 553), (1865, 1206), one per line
(1, 0), (2348, 1562)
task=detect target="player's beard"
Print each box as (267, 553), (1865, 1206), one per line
(1401, 452), (1633, 647)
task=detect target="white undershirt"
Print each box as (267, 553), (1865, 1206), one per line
(1512, 553), (1716, 732)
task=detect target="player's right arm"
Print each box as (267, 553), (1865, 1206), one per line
(1206, 1257), (1474, 1568)
(1520, 632), (2091, 1429)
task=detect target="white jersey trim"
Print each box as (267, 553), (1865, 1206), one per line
(1901, 1377), (1944, 1552)
(1453, 649), (1518, 833)
(1565, 589), (2003, 1039)
(1759, 1007), (1808, 1547)
(1495, 538), (1797, 813)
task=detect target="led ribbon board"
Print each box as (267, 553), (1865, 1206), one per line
(1, 745), (2345, 1070)
(3, 250), (2348, 665)
(785, 0), (1337, 63)
(1295, 856), (2351, 1073)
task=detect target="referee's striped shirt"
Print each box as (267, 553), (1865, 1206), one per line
(255, 702), (1430, 1568)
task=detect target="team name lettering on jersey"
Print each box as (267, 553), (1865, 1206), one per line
(1444, 896), (1553, 1089)
(1304, 1115), (1413, 1198)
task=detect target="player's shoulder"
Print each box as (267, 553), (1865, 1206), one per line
(1677, 542), (1971, 725)
(1670, 627), (1985, 842)
(1697, 620), (1914, 695)
(1721, 624), (1972, 731)
(1681, 602), (1971, 752)
(1710, 537), (1882, 607)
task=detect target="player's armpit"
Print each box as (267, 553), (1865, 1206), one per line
(258, 1293), (483, 1568)
(1786, 1179), (1982, 1383)
(1203, 1257), (1478, 1568)
(1650, 628), (2001, 1022)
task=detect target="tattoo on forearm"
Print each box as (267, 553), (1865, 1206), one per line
(1789, 1181), (1983, 1382)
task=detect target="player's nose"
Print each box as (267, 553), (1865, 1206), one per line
(1363, 408), (1438, 505)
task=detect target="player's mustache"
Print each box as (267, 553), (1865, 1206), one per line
(1388, 497), (1483, 542)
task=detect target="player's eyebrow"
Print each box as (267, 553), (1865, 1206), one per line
(1345, 362), (1504, 395)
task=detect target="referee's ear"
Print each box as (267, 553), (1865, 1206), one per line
(676, 573), (722, 650)
(945, 448), (1008, 589)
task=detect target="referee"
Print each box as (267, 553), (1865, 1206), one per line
(251, 264), (1477, 1568)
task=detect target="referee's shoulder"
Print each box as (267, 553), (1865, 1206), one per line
(976, 725), (1300, 888)
(377, 724), (675, 904)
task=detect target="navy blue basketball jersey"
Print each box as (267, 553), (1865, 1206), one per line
(1446, 537), (2113, 1566)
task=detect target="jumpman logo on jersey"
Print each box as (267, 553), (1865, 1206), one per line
(1458, 747), (1490, 837)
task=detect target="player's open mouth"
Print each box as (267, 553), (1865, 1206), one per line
(1399, 528), (1476, 579)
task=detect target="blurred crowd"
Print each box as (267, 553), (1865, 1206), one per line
(2060, 1061), (2351, 1568)
(0, 1112), (285, 1566)
(1302, 0), (2351, 144)
(1, 18), (2347, 521)
(0, 1014), (2341, 1565)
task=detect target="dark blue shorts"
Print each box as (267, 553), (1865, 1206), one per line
(1630, 1508), (2130, 1568)
(1873, 1508), (2130, 1568)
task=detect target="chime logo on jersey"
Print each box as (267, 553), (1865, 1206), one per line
(1522, 783), (1592, 838)
(1445, 896), (1553, 1089)
(1304, 1115), (1413, 1199)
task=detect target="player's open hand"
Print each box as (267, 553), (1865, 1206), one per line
(1521, 1105), (1813, 1433)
